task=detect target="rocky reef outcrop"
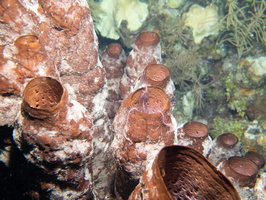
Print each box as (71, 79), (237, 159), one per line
(0, 0), (265, 200)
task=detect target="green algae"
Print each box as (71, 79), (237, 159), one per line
(210, 116), (248, 139)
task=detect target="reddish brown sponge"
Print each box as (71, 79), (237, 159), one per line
(129, 146), (241, 200)
(220, 156), (259, 186)
(101, 43), (126, 119)
(22, 77), (66, 119)
(15, 35), (43, 58)
(207, 132), (242, 166)
(120, 31), (162, 99)
(143, 64), (170, 89)
(129, 86), (170, 114)
(105, 43), (123, 59)
(101, 43), (125, 80)
(0, 75), (20, 95)
(216, 133), (239, 148)
(177, 121), (210, 154)
(123, 86), (173, 144)
(183, 121), (209, 139)
(245, 151), (265, 169)
(112, 86), (175, 178)
(135, 31), (160, 49)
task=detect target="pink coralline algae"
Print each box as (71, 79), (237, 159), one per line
(0, 0), (265, 200)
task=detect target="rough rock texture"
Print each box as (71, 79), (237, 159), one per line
(0, 0), (113, 199)
(101, 43), (126, 120)
(14, 77), (94, 198)
(0, 0), (104, 114)
(0, 1), (265, 199)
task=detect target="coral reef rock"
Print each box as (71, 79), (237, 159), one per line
(1, 0), (265, 199)
(0, 0), (113, 199)
(246, 56), (266, 84)
(14, 77), (94, 198)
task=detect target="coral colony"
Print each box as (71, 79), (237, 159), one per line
(0, 0), (265, 200)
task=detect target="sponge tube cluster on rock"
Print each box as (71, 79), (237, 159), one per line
(0, 0), (265, 199)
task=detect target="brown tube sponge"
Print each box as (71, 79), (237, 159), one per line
(119, 31), (162, 99)
(129, 146), (241, 200)
(141, 64), (170, 89)
(14, 35), (48, 78)
(22, 77), (66, 119)
(216, 133), (239, 148)
(0, 0), (111, 198)
(14, 76), (94, 198)
(219, 156), (259, 186)
(104, 43), (124, 59)
(112, 86), (175, 178)
(208, 133), (242, 166)
(177, 121), (212, 155)
(245, 151), (265, 169)
(134, 31), (160, 49)
(101, 43), (126, 80)
(134, 64), (176, 107)
(115, 86), (172, 143)
(101, 43), (126, 119)
(14, 35), (43, 59)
